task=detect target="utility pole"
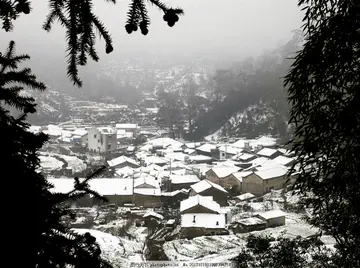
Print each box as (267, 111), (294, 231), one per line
(169, 159), (172, 176)
(225, 144), (227, 160)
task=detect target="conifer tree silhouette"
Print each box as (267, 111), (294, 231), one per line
(0, 0), (184, 87)
(0, 41), (112, 267)
(0, 1), (184, 267)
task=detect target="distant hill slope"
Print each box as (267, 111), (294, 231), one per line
(205, 100), (289, 141)
(25, 89), (74, 125)
(187, 30), (303, 141)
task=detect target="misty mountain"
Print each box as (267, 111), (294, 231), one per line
(187, 30), (303, 141)
(25, 89), (74, 125)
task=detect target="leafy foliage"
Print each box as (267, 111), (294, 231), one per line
(232, 234), (334, 268)
(0, 0), (184, 87)
(0, 41), (112, 267)
(285, 0), (360, 265)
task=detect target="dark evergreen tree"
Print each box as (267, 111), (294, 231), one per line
(285, 0), (360, 265)
(233, 1), (360, 267)
(232, 234), (334, 268)
(0, 1), (184, 267)
(0, 41), (111, 267)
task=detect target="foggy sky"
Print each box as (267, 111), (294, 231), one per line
(0, 0), (303, 63)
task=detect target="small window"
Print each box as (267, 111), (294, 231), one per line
(98, 139), (100, 143)
(108, 144), (111, 149)
(94, 134), (97, 138)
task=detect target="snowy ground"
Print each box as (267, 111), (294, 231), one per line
(39, 155), (64, 170)
(39, 152), (87, 173)
(68, 194), (335, 265)
(60, 154), (87, 173)
(73, 229), (131, 268)
(163, 212), (336, 262)
(163, 235), (245, 261)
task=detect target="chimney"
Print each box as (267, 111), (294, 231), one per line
(193, 215), (196, 223)
(210, 148), (220, 160)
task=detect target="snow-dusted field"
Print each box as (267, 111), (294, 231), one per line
(39, 152), (87, 173)
(59, 154), (87, 173)
(39, 155), (64, 170)
(164, 213), (336, 262)
(164, 235), (245, 261)
(73, 228), (145, 268)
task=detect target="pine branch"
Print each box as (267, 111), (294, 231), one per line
(2, 0), (185, 87)
(0, 41), (46, 115)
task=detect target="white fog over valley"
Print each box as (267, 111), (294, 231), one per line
(2, 0), (345, 266)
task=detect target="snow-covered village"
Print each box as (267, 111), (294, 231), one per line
(3, 1), (356, 267)
(31, 122), (336, 266)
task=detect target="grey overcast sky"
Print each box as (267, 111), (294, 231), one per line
(0, 0), (303, 62)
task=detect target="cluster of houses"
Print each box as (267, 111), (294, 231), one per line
(30, 123), (141, 153)
(48, 135), (297, 238)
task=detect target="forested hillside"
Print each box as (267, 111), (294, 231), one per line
(186, 30), (303, 141)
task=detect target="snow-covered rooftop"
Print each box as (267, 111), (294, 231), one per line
(184, 148), (196, 155)
(214, 160), (240, 168)
(257, 148), (279, 157)
(180, 195), (220, 214)
(234, 192), (255, 201)
(277, 148), (293, 156)
(89, 179), (133, 195)
(196, 143), (217, 153)
(115, 166), (135, 177)
(143, 211), (164, 220)
(210, 167), (240, 178)
(115, 123), (138, 129)
(164, 161), (188, 170)
(164, 152), (188, 162)
(185, 142), (202, 149)
(171, 169), (187, 175)
(28, 125), (42, 134)
(48, 178), (79, 193)
(48, 178), (133, 195)
(107, 156), (139, 168)
(143, 156), (168, 165)
(189, 155), (212, 162)
(170, 175), (200, 184)
(187, 164), (213, 175)
(272, 155), (295, 166)
(43, 128), (62, 137)
(238, 153), (256, 161)
(134, 176), (159, 188)
(254, 166), (289, 180)
(237, 217), (266, 226)
(190, 180), (228, 194)
(257, 210), (287, 220)
(72, 128), (87, 137)
(134, 188), (161, 196)
(98, 127), (116, 134)
(232, 136), (277, 149)
(218, 145), (242, 155)
(161, 188), (189, 197)
(181, 213), (226, 229)
(147, 137), (184, 148)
